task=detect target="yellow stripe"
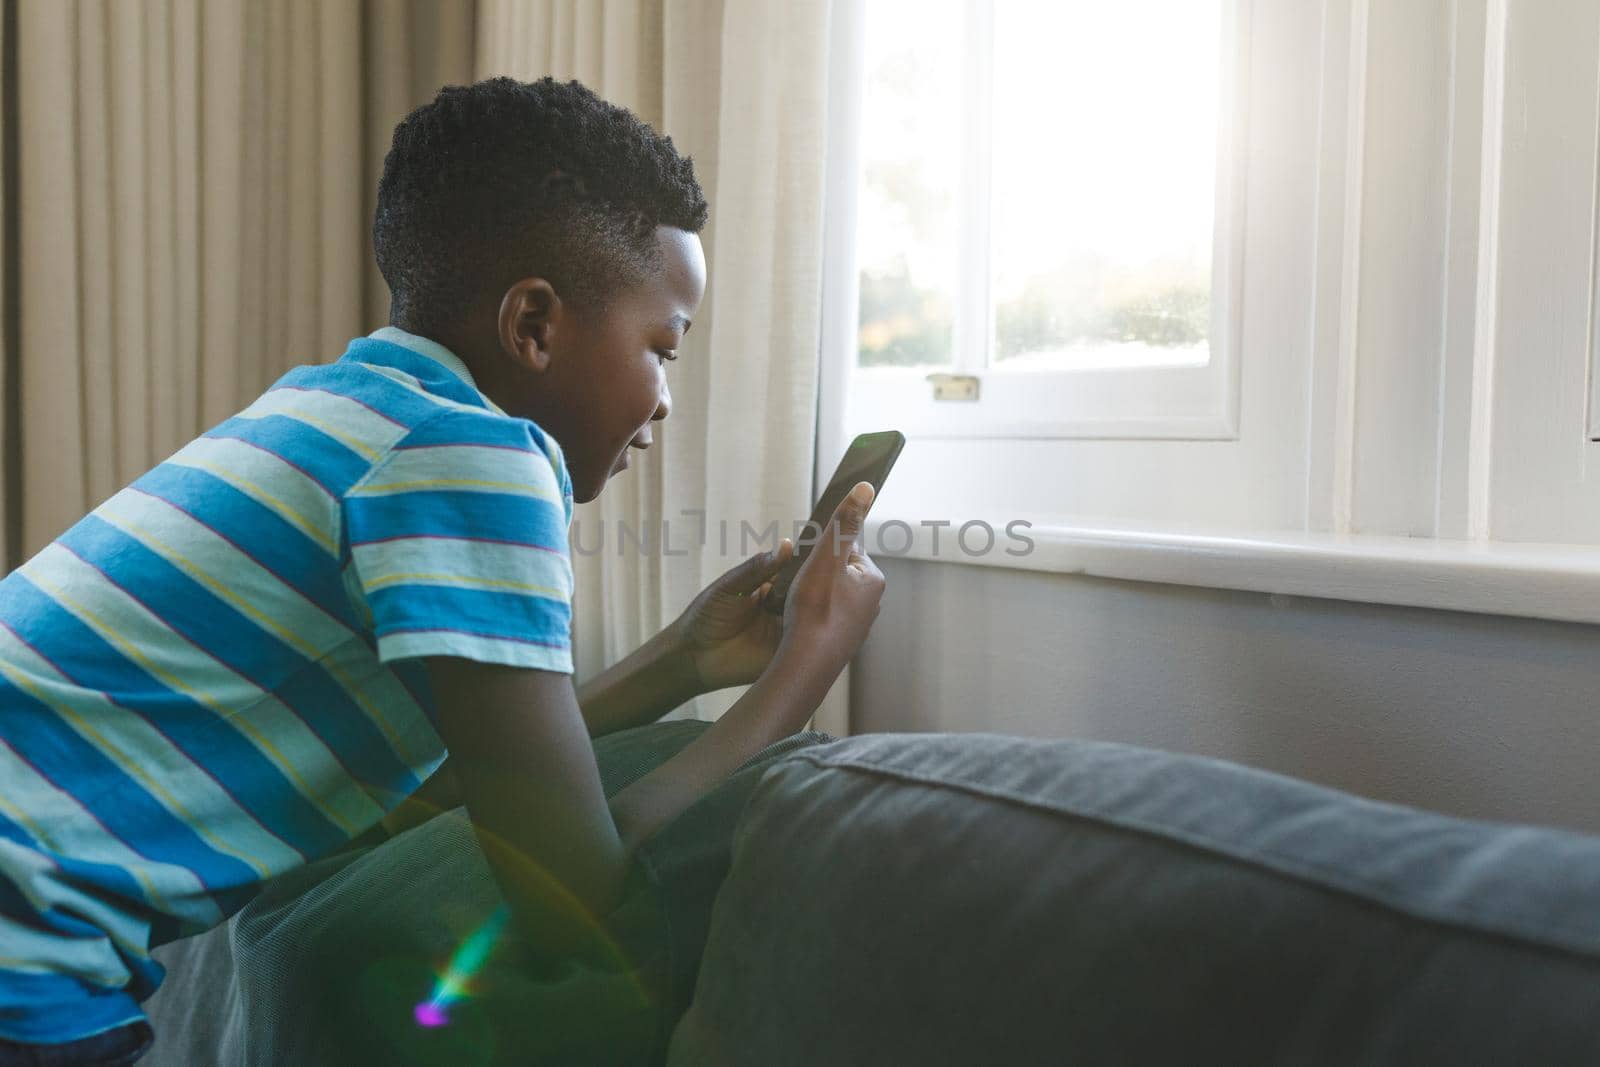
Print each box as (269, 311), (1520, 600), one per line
(362, 571), (565, 598)
(355, 477), (555, 498)
(19, 571), (364, 843)
(167, 456), (337, 555)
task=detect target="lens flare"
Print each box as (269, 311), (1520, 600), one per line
(414, 905), (510, 1028)
(412, 1001), (448, 1028)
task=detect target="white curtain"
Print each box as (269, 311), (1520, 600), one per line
(477, 0), (847, 732)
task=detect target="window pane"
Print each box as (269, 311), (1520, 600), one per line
(990, 0), (1221, 369)
(856, 0), (963, 369)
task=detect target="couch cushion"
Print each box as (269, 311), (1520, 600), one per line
(668, 733), (1600, 1065)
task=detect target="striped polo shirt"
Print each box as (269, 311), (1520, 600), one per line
(0, 327), (575, 1043)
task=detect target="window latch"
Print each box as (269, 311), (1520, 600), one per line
(926, 373), (981, 402)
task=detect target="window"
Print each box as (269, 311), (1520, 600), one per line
(830, 0), (1247, 441)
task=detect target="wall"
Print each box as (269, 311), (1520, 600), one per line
(854, 557), (1600, 835)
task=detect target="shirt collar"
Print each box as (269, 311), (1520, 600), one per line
(366, 326), (507, 415)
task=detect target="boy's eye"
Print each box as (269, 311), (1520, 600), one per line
(655, 349), (678, 362)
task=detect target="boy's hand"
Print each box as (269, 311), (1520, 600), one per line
(779, 482), (886, 671)
(673, 539), (795, 692)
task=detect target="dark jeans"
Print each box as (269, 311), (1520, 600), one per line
(0, 1023), (152, 1067)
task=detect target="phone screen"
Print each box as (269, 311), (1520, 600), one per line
(763, 430), (905, 615)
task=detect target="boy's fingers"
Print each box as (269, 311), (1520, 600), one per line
(720, 539), (793, 594)
(814, 483), (874, 566)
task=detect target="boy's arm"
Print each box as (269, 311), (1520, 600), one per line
(427, 485), (883, 959)
(427, 658), (630, 951)
(428, 644), (849, 950)
(572, 626), (702, 737)
(392, 620), (710, 840)
(573, 544), (792, 737)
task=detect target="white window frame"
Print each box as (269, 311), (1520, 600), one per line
(819, 0), (1252, 451)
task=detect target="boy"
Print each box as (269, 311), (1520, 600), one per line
(0, 77), (884, 1062)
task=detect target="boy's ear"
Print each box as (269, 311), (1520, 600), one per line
(497, 277), (562, 373)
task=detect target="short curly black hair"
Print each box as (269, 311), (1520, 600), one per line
(374, 77), (708, 333)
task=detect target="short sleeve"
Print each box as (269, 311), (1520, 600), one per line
(343, 410), (575, 672)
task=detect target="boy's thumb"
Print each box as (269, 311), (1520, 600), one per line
(836, 482), (875, 537)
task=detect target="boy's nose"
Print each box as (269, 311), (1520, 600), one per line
(653, 382), (671, 422)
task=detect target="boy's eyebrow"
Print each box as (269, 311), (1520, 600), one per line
(666, 313), (692, 335)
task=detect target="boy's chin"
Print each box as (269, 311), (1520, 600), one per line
(571, 471), (613, 504)
(572, 452), (632, 504)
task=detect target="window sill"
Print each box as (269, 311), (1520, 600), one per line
(865, 516), (1600, 626)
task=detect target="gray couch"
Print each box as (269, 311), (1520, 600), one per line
(669, 732), (1600, 1064)
(146, 722), (1600, 1064)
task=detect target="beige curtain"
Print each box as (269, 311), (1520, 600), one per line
(1, 1), (13, 567)
(476, 0), (845, 732)
(10, 0), (471, 557)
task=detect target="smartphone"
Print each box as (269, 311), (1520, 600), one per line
(763, 430), (905, 615)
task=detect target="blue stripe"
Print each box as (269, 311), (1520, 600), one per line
(340, 339), (487, 409)
(0, 670), (256, 897)
(0, 967), (137, 1009)
(368, 584), (572, 649)
(60, 517), (420, 804)
(390, 413), (543, 452)
(129, 464), (361, 631)
(0, 969), (150, 1043)
(0, 578), (344, 862)
(273, 359), (473, 427)
(346, 490), (570, 549)
(203, 413), (370, 497)
(0, 807), (36, 851)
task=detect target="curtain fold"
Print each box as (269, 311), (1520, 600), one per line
(698, 0), (841, 732)
(0, 0), (15, 569)
(11, 0), (471, 553)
